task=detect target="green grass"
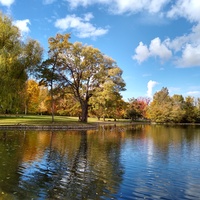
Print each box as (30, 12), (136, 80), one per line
(0, 114), (131, 126)
(0, 115), (83, 125)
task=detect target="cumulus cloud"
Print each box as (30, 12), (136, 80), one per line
(13, 19), (31, 35)
(169, 23), (200, 67)
(175, 44), (200, 67)
(149, 37), (172, 60)
(132, 42), (150, 63)
(150, 1), (200, 67)
(0, 0), (14, 7)
(55, 13), (108, 38)
(65, 0), (170, 14)
(147, 80), (158, 98)
(111, 0), (170, 14)
(84, 13), (93, 21)
(167, 0), (200, 23)
(133, 37), (172, 63)
(66, 0), (200, 23)
(133, 23), (200, 67)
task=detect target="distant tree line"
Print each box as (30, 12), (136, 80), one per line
(147, 87), (200, 123)
(127, 87), (200, 123)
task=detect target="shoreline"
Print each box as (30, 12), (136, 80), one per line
(0, 124), (98, 130)
(0, 121), (199, 131)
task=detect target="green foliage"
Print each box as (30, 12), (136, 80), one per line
(56, 93), (81, 117)
(0, 12), (43, 114)
(25, 80), (40, 114)
(89, 76), (126, 120)
(146, 87), (199, 123)
(38, 33), (126, 122)
(182, 96), (197, 123)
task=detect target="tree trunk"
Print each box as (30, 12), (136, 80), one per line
(50, 83), (54, 123)
(81, 101), (88, 122)
(24, 104), (27, 115)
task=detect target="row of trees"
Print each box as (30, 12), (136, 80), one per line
(20, 80), (200, 124)
(147, 87), (200, 123)
(128, 87), (200, 123)
(23, 79), (127, 121)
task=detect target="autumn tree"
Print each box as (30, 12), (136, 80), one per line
(36, 59), (60, 122)
(0, 12), (43, 114)
(146, 88), (199, 123)
(43, 34), (126, 122)
(108, 97), (127, 120)
(182, 96), (197, 123)
(25, 80), (40, 114)
(89, 77), (126, 121)
(38, 85), (49, 114)
(169, 94), (185, 122)
(195, 98), (200, 122)
(127, 97), (150, 121)
(126, 98), (142, 121)
(35, 34), (67, 121)
(56, 93), (81, 117)
(147, 87), (172, 123)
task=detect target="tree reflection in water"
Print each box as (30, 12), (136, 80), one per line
(0, 129), (123, 199)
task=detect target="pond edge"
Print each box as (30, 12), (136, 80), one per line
(0, 124), (98, 130)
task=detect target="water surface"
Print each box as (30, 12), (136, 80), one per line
(0, 124), (200, 199)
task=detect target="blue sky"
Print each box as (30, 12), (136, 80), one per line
(1, 0), (200, 100)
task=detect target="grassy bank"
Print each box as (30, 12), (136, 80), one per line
(0, 114), (129, 126)
(0, 115), (89, 125)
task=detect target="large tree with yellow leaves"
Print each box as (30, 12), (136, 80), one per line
(37, 33), (126, 122)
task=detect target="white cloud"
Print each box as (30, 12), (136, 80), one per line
(169, 24), (200, 67)
(0, 0), (14, 7)
(133, 37), (172, 63)
(66, 0), (200, 23)
(106, 0), (166, 14)
(169, 23), (200, 51)
(133, 23), (200, 67)
(132, 42), (150, 63)
(147, 80), (158, 98)
(167, 0), (200, 23)
(65, 0), (91, 8)
(13, 19), (31, 35)
(55, 13), (108, 38)
(175, 44), (200, 67)
(65, 0), (170, 14)
(149, 37), (172, 60)
(84, 13), (93, 21)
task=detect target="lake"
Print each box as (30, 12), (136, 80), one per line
(0, 124), (200, 199)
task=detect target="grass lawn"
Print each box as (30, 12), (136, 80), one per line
(0, 115), (86, 126)
(0, 114), (129, 126)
